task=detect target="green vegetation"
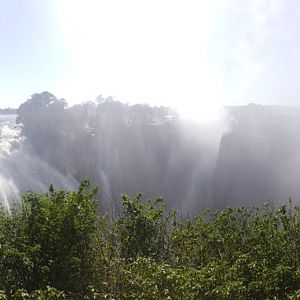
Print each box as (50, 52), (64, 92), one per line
(0, 182), (299, 299)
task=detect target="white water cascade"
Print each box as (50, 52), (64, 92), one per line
(0, 115), (77, 210)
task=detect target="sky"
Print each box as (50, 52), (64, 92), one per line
(1, 0), (300, 117)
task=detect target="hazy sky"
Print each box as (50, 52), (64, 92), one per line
(1, 0), (300, 116)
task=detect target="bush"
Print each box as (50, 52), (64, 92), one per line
(0, 180), (102, 298)
(0, 184), (300, 299)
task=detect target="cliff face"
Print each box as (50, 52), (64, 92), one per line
(3, 93), (300, 212)
(214, 104), (300, 207)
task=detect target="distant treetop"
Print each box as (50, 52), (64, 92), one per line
(0, 107), (17, 114)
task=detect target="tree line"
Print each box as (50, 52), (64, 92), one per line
(0, 181), (299, 299)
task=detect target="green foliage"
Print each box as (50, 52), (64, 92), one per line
(11, 287), (66, 299)
(115, 193), (167, 259)
(0, 180), (101, 298)
(0, 184), (300, 299)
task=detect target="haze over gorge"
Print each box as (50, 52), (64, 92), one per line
(1, 91), (300, 213)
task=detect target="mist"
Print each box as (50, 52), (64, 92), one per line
(1, 92), (300, 214)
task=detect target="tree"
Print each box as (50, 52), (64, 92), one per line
(0, 180), (100, 297)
